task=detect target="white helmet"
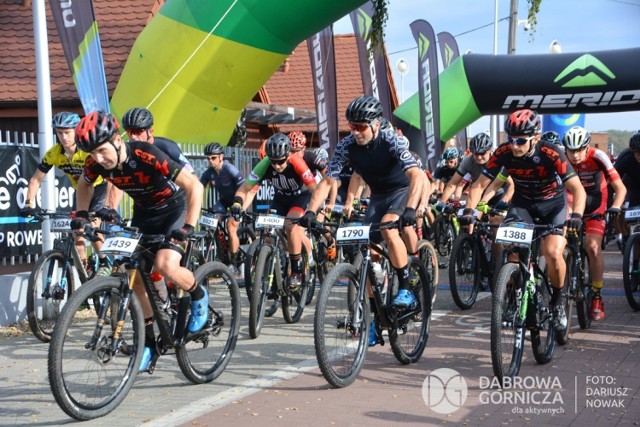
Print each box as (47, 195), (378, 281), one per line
(563, 126), (591, 150)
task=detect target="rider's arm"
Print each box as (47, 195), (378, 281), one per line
(308, 177), (334, 213)
(564, 176), (586, 217)
(76, 173), (95, 212)
(610, 178), (627, 210)
(466, 174), (492, 210)
(104, 181), (123, 210)
(345, 173), (364, 210)
(405, 167), (423, 210)
(438, 172), (462, 203)
(174, 169), (204, 227)
(25, 169), (47, 208)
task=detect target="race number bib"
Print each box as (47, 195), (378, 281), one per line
(625, 209), (640, 221)
(101, 233), (141, 256)
(255, 214), (285, 229)
(199, 214), (218, 229)
(50, 217), (71, 232)
(336, 223), (370, 245)
(496, 222), (534, 247)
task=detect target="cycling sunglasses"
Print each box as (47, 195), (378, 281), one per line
(348, 122), (371, 132)
(270, 157), (288, 166)
(509, 136), (535, 146)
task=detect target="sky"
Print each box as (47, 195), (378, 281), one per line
(333, 0), (640, 135)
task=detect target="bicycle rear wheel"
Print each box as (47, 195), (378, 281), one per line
(27, 250), (76, 342)
(282, 246), (310, 324)
(176, 261), (240, 384)
(449, 234), (479, 309)
(314, 263), (369, 388)
(48, 277), (143, 421)
(389, 257), (432, 364)
(556, 251), (574, 346)
(491, 263), (525, 384)
(622, 233), (640, 311)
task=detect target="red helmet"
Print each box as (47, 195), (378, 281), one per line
(288, 131), (306, 152)
(504, 109), (541, 136)
(75, 111), (120, 152)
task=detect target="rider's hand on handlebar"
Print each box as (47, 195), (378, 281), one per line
(169, 224), (195, 242)
(401, 207), (417, 227)
(96, 207), (120, 223)
(459, 208), (476, 226)
(19, 207), (38, 218)
(71, 210), (90, 231)
(606, 206), (621, 219)
(299, 210), (317, 228)
(565, 212), (583, 232)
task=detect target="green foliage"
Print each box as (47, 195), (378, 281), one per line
(370, 0), (389, 53)
(606, 130), (633, 155)
(526, 0), (543, 34)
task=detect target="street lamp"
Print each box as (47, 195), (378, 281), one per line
(549, 40), (562, 54)
(395, 58), (409, 103)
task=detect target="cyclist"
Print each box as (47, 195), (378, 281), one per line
(73, 110), (207, 373)
(614, 131), (640, 269)
(465, 109), (586, 334)
(433, 147), (461, 194)
(563, 126), (626, 321)
(22, 111), (119, 274)
(300, 95), (423, 346)
(541, 131), (563, 151)
(199, 142), (246, 270)
(231, 132), (317, 287)
(121, 107), (194, 173)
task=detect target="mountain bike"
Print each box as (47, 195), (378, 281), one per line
(314, 220), (432, 388)
(622, 207), (640, 311)
(431, 200), (462, 262)
(490, 222), (562, 385)
(48, 225), (241, 421)
(25, 210), (99, 342)
(246, 213), (313, 339)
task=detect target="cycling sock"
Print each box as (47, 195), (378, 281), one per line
(290, 253), (302, 273)
(550, 287), (562, 306)
(395, 264), (410, 290)
(592, 281), (603, 295)
(188, 282), (204, 300)
(144, 317), (155, 347)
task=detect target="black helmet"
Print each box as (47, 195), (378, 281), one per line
(266, 132), (291, 159)
(470, 132), (492, 154)
(504, 109), (541, 136)
(345, 95), (383, 123)
(75, 111), (120, 152)
(52, 112), (80, 129)
(541, 131), (561, 146)
(121, 107), (153, 130)
(630, 131), (640, 150)
(204, 142), (224, 156)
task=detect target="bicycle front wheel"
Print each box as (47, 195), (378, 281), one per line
(27, 249), (76, 342)
(449, 235), (479, 310)
(314, 263), (369, 388)
(416, 239), (439, 308)
(576, 250), (592, 329)
(389, 257), (432, 364)
(282, 246), (310, 324)
(249, 245), (275, 338)
(491, 263), (525, 384)
(622, 233), (640, 311)
(48, 276), (144, 421)
(176, 261), (241, 384)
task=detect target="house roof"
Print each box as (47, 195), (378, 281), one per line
(0, 0), (161, 109)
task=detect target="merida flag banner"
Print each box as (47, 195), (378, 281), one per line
(349, 2), (394, 120)
(49, 0), (110, 113)
(438, 31), (467, 151)
(411, 20), (441, 172)
(307, 26), (339, 155)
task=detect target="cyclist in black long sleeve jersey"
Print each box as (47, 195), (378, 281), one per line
(466, 109), (586, 335)
(73, 111), (206, 373)
(301, 96), (423, 346)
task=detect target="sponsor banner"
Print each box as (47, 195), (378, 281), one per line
(307, 26), (340, 155)
(50, 0), (110, 112)
(542, 114), (586, 140)
(250, 158), (274, 213)
(438, 31), (467, 151)
(349, 2), (394, 120)
(0, 146), (73, 257)
(410, 20), (441, 172)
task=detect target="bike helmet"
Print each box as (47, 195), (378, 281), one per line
(345, 95), (383, 124)
(541, 131), (561, 146)
(52, 112), (80, 129)
(562, 126), (591, 150)
(312, 147), (329, 163)
(75, 111), (120, 152)
(469, 132), (492, 154)
(121, 107), (153, 130)
(629, 130), (640, 150)
(504, 109), (541, 136)
(442, 147), (460, 161)
(288, 131), (307, 152)
(204, 142), (224, 156)
(265, 132), (291, 159)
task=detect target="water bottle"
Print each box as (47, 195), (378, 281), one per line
(372, 262), (387, 293)
(150, 271), (169, 310)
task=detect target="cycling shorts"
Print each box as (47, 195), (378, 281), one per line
(269, 192), (311, 217)
(366, 187), (409, 243)
(505, 196), (567, 235)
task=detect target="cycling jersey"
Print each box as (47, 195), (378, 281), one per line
(302, 150), (327, 176)
(433, 165), (457, 184)
(336, 163), (354, 203)
(200, 161), (245, 204)
(245, 155), (315, 198)
(570, 147), (621, 215)
(327, 128), (418, 195)
(614, 148), (640, 206)
(484, 140), (576, 204)
(83, 141), (185, 212)
(456, 154), (484, 183)
(38, 144), (104, 188)
(153, 136), (193, 172)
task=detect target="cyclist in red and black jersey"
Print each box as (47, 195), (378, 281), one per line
(301, 95), (424, 332)
(231, 132), (317, 287)
(563, 126), (626, 321)
(466, 109), (586, 335)
(73, 111), (206, 373)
